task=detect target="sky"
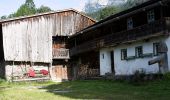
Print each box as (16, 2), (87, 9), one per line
(0, 0), (110, 17)
(0, 0), (87, 17)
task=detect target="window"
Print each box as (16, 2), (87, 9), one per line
(153, 43), (159, 56)
(127, 17), (133, 30)
(147, 10), (155, 23)
(121, 49), (127, 60)
(102, 54), (105, 59)
(135, 46), (143, 58)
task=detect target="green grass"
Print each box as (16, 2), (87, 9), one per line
(0, 79), (170, 100)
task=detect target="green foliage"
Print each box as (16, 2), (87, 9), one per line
(0, 16), (7, 19)
(99, 6), (120, 20)
(163, 72), (170, 80)
(11, 0), (36, 17)
(85, 0), (148, 21)
(0, 0), (52, 19)
(120, 0), (148, 10)
(131, 69), (146, 85)
(86, 5), (120, 21)
(37, 5), (52, 13)
(14, 4), (36, 17)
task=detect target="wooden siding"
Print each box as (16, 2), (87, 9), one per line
(1, 10), (95, 36)
(2, 18), (52, 62)
(52, 48), (70, 59)
(52, 11), (95, 36)
(1, 10), (95, 62)
(52, 65), (72, 81)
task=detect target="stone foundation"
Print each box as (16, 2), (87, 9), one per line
(5, 61), (50, 81)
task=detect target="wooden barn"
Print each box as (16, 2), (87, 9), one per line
(0, 9), (95, 81)
(51, 9), (95, 82)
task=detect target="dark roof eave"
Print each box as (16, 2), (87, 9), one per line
(70, 0), (166, 39)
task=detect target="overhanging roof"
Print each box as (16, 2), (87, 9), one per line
(70, 0), (169, 38)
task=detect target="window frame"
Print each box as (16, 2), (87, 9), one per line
(147, 9), (155, 23)
(135, 46), (143, 58)
(153, 43), (159, 56)
(127, 17), (133, 30)
(121, 49), (127, 60)
(102, 53), (105, 59)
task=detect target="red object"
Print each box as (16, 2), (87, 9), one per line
(28, 69), (35, 77)
(40, 69), (49, 75)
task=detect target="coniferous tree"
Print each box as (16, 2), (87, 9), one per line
(0, 0), (52, 19)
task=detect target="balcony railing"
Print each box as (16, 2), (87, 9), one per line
(53, 48), (70, 59)
(70, 17), (170, 56)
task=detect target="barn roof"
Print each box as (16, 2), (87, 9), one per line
(0, 8), (96, 23)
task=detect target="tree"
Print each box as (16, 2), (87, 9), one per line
(84, 0), (121, 21)
(99, 6), (119, 20)
(84, 0), (149, 21)
(8, 14), (15, 18)
(121, 0), (148, 10)
(1, 16), (7, 19)
(37, 5), (52, 13)
(14, 0), (36, 17)
(25, 0), (36, 9)
(0, 0), (53, 19)
(84, 0), (102, 14)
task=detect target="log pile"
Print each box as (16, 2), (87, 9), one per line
(77, 64), (99, 79)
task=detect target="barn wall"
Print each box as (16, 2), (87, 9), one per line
(2, 17), (53, 62)
(1, 10), (95, 62)
(52, 11), (95, 36)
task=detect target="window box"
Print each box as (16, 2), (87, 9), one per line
(141, 53), (153, 58)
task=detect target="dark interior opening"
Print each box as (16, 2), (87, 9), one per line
(53, 36), (68, 49)
(0, 24), (4, 60)
(0, 24), (5, 79)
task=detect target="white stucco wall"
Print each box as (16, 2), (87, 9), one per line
(100, 36), (170, 76)
(165, 37), (170, 71)
(100, 48), (112, 75)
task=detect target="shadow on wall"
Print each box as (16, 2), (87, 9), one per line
(0, 24), (5, 79)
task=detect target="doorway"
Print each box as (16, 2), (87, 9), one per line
(110, 51), (115, 74)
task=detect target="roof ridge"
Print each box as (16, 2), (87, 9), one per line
(0, 8), (96, 23)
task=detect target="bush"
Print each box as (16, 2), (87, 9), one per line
(131, 69), (146, 85)
(0, 78), (6, 84)
(163, 72), (170, 80)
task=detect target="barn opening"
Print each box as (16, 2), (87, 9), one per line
(0, 24), (5, 78)
(71, 50), (100, 79)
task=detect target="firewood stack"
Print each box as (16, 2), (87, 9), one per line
(77, 64), (100, 79)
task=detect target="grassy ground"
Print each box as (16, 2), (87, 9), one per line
(0, 79), (170, 100)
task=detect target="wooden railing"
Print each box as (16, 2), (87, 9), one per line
(70, 18), (170, 56)
(53, 48), (70, 59)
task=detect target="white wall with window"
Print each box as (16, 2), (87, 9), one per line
(99, 36), (170, 76)
(165, 37), (170, 70)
